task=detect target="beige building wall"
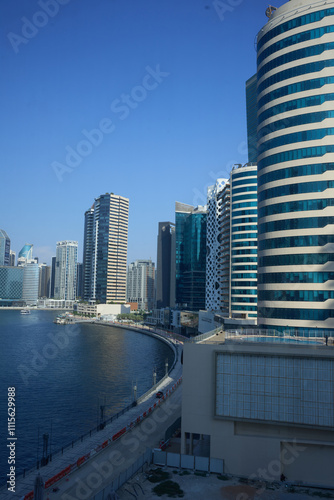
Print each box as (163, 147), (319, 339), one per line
(181, 340), (334, 486)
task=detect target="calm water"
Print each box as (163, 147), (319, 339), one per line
(0, 310), (173, 483)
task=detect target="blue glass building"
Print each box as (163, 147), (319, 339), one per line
(257, 0), (334, 336)
(230, 164), (258, 319)
(245, 74), (258, 163)
(0, 266), (24, 303)
(0, 229), (10, 266)
(175, 202), (207, 311)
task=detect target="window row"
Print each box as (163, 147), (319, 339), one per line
(232, 273), (257, 280)
(258, 307), (334, 321)
(258, 234), (334, 250)
(259, 127), (334, 156)
(232, 193), (258, 202)
(232, 248), (258, 255)
(232, 241), (258, 248)
(233, 225), (258, 232)
(258, 252), (333, 267)
(258, 271), (334, 284)
(258, 42), (334, 80)
(232, 177), (257, 188)
(258, 93), (334, 124)
(258, 76), (334, 110)
(233, 256), (258, 263)
(258, 59), (334, 95)
(258, 162), (334, 186)
(258, 145), (334, 171)
(231, 170), (257, 181)
(232, 217), (258, 224)
(257, 8), (334, 52)
(232, 265), (257, 271)
(257, 25), (334, 65)
(233, 185), (258, 195)
(231, 296), (257, 303)
(258, 197), (334, 218)
(232, 202), (257, 210)
(258, 179), (334, 202)
(258, 289), (334, 302)
(259, 216), (334, 234)
(231, 304), (257, 311)
(231, 281), (257, 288)
(258, 111), (334, 143)
(232, 233), (258, 241)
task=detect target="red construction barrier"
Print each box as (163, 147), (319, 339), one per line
(112, 427), (126, 441)
(148, 407), (152, 413)
(77, 456), (86, 467)
(143, 411), (147, 417)
(102, 440), (108, 449)
(45, 475), (58, 489)
(24, 492), (34, 500)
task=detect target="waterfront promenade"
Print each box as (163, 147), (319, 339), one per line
(1, 327), (183, 500)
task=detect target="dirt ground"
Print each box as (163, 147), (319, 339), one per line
(117, 466), (334, 500)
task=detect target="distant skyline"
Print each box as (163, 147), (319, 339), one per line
(1, 0), (286, 265)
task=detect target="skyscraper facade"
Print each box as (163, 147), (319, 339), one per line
(0, 230), (10, 266)
(175, 202), (207, 311)
(230, 163), (258, 319)
(83, 207), (94, 301)
(17, 244), (35, 267)
(9, 251), (16, 267)
(83, 193), (129, 304)
(156, 222), (175, 309)
(54, 241), (78, 300)
(257, 0), (334, 335)
(50, 256), (56, 298)
(38, 263), (51, 298)
(0, 266), (24, 303)
(127, 259), (155, 311)
(245, 74), (258, 163)
(206, 179), (230, 313)
(22, 262), (39, 305)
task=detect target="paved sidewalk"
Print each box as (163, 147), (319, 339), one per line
(1, 338), (183, 500)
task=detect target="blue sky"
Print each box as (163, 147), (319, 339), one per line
(1, 0), (286, 265)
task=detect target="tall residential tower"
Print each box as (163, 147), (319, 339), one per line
(83, 193), (129, 304)
(257, 0), (334, 335)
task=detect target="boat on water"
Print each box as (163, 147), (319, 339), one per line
(20, 309), (31, 315)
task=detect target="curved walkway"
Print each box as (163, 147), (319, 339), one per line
(1, 328), (183, 500)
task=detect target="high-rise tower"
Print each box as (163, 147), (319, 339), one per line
(175, 202), (207, 311)
(0, 230), (10, 266)
(206, 179), (230, 313)
(156, 222), (175, 309)
(83, 193), (129, 304)
(54, 241), (78, 300)
(257, 0), (334, 335)
(127, 259), (155, 311)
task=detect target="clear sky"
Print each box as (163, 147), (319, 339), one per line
(1, 0), (286, 265)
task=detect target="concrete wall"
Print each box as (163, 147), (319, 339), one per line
(181, 341), (334, 486)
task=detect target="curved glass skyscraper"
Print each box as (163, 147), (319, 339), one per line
(231, 163), (258, 319)
(257, 0), (334, 335)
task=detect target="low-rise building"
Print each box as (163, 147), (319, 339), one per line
(181, 333), (334, 487)
(75, 303), (130, 318)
